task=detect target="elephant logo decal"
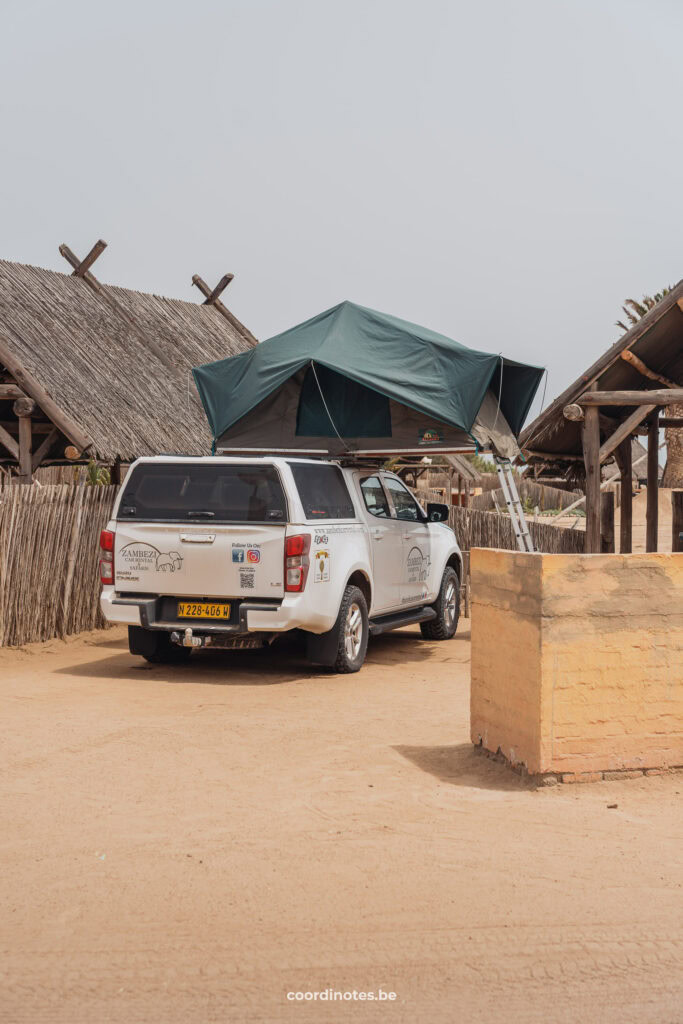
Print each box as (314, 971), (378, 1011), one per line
(155, 551), (183, 573)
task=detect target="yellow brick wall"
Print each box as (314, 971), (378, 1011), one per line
(470, 549), (683, 776)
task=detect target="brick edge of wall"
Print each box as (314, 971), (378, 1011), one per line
(473, 741), (683, 786)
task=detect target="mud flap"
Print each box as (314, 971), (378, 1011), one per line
(305, 618), (341, 667)
(128, 625), (164, 658)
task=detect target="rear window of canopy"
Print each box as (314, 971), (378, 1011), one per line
(117, 463), (287, 523)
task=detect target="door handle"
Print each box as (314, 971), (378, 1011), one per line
(371, 529), (383, 540)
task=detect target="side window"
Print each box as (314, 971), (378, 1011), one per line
(288, 462), (356, 520)
(383, 477), (423, 522)
(360, 476), (391, 518)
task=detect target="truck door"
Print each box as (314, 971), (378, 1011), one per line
(358, 475), (403, 613)
(382, 476), (434, 607)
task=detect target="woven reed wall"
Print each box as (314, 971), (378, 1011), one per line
(421, 488), (584, 555)
(470, 478), (582, 513)
(0, 480), (584, 647)
(0, 483), (118, 646)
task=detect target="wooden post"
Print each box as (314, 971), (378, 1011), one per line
(615, 439), (632, 554)
(448, 467), (454, 507)
(462, 551), (470, 618)
(456, 473), (461, 506)
(672, 490), (683, 553)
(464, 480), (470, 508)
(17, 414), (32, 484)
(582, 395), (601, 553)
(600, 491), (615, 553)
(646, 413), (659, 552)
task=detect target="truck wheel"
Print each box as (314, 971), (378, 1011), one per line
(332, 585), (369, 673)
(420, 567), (460, 640)
(128, 626), (192, 665)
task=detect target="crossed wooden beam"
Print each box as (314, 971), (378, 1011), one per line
(58, 239), (257, 346)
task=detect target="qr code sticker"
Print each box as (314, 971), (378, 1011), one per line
(240, 569), (255, 589)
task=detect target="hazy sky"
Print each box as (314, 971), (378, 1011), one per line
(2, 0), (682, 425)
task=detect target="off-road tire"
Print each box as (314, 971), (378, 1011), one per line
(420, 567), (460, 640)
(331, 585), (369, 673)
(128, 626), (192, 665)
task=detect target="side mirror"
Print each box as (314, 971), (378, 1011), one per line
(427, 502), (450, 523)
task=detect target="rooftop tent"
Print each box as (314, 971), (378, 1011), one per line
(192, 301), (544, 459)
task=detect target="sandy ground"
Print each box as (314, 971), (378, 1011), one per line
(1, 624), (682, 1024)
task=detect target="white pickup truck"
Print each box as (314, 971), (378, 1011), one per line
(100, 456), (462, 673)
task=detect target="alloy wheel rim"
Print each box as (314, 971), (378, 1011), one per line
(344, 602), (363, 660)
(445, 581), (457, 629)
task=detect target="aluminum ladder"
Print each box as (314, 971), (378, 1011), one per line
(494, 457), (535, 552)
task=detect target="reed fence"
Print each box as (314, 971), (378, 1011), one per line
(448, 504), (585, 554)
(0, 483), (118, 646)
(0, 478), (587, 647)
(421, 488), (585, 616)
(470, 478), (581, 513)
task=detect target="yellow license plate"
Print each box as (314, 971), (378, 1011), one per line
(177, 601), (231, 619)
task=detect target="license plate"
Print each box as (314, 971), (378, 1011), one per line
(177, 601), (231, 619)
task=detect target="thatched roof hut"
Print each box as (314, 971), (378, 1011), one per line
(0, 249), (256, 480)
(519, 281), (683, 468)
(519, 281), (682, 552)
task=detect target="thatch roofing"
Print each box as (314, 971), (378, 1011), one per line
(520, 280), (683, 464)
(443, 453), (484, 482)
(0, 259), (256, 463)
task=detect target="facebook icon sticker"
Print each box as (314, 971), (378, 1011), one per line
(232, 548), (245, 563)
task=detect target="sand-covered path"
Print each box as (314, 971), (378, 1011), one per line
(1, 625), (681, 1023)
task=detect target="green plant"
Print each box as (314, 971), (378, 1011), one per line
(85, 459), (111, 486)
(615, 288), (673, 332)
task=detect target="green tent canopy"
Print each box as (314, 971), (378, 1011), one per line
(192, 301), (544, 458)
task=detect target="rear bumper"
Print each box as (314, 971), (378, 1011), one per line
(100, 590), (334, 634)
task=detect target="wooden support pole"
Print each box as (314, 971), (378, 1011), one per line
(582, 395), (601, 553)
(620, 349), (680, 389)
(448, 467), (454, 506)
(598, 404), (655, 465)
(578, 388), (683, 407)
(464, 479), (470, 508)
(522, 448), (585, 462)
(0, 422), (19, 460)
(31, 427), (59, 472)
(646, 413), (659, 552)
(0, 335), (92, 454)
(615, 439), (632, 554)
(0, 384), (26, 399)
(17, 414), (32, 484)
(672, 490), (683, 553)
(601, 491), (615, 553)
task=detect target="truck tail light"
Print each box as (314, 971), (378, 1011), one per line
(284, 533), (310, 592)
(99, 529), (115, 584)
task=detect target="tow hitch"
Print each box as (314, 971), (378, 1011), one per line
(170, 628), (268, 651)
(172, 627), (204, 649)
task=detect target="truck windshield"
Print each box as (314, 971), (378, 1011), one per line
(117, 463), (287, 523)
